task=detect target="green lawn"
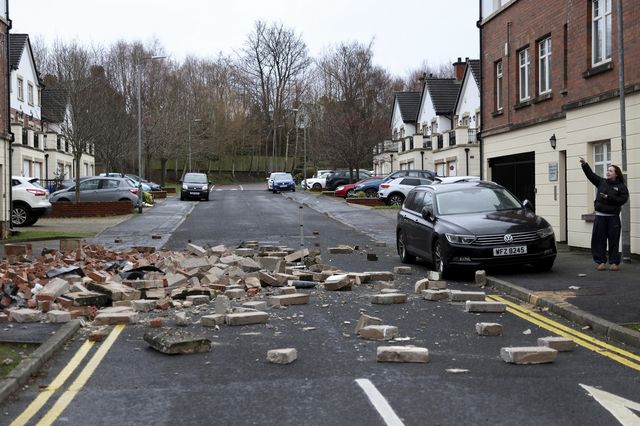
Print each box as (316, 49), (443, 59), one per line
(0, 342), (38, 378)
(8, 230), (94, 241)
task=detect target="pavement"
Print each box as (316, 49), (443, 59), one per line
(1, 189), (639, 402)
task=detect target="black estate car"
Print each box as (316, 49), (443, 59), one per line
(325, 169), (372, 191)
(396, 181), (556, 276)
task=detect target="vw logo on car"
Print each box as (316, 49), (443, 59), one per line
(503, 234), (513, 243)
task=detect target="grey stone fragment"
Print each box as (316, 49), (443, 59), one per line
(324, 274), (351, 291)
(284, 248), (309, 262)
(258, 271), (281, 286)
(327, 245), (354, 254)
(415, 278), (429, 293)
(476, 322), (503, 336)
(243, 301), (268, 311)
(226, 311), (269, 325)
(394, 266), (412, 275)
(201, 314), (225, 327)
(427, 280), (447, 290)
(9, 309), (40, 323)
(464, 301), (507, 313)
(359, 325), (399, 341)
(355, 313), (383, 333)
(225, 288), (245, 299)
(449, 290), (486, 302)
(475, 270), (487, 286)
(422, 289), (450, 301)
(268, 293), (309, 306)
(537, 336), (576, 352)
(267, 348), (298, 364)
(371, 293), (407, 305)
(187, 243), (208, 257)
(175, 312), (191, 326)
(500, 346), (558, 364)
(365, 271), (395, 281)
(47, 310), (71, 323)
(215, 295), (231, 315)
(258, 257), (282, 272)
(235, 248), (256, 257)
(40, 277), (70, 299)
(427, 271), (441, 281)
(132, 299), (157, 312)
(144, 329), (211, 354)
(376, 346), (429, 363)
(238, 257), (261, 272)
(186, 295), (210, 305)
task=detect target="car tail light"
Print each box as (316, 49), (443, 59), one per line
(26, 188), (47, 197)
(129, 188), (139, 195)
(380, 184), (390, 189)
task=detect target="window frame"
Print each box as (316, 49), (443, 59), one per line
(27, 82), (34, 105)
(538, 37), (552, 95)
(592, 141), (611, 198)
(592, 0), (612, 66)
(518, 47), (531, 102)
(17, 76), (24, 101)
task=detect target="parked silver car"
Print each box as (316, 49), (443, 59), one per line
(49, 176), (140, 206)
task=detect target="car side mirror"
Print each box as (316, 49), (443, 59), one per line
(421, 207), (435, 222)
(522, 199), (535, 212)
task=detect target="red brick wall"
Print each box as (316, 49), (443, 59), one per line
(481, 0), (640, 135)
(48, 201), (134, 217)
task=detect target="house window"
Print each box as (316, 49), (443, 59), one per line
(17, 77), (24, 101)
(27, 83), (34, 105)
(593, 142), (611, 178)
(33, 162), (42, 179)
(518, 48), (531, 101)
(539, 37), (552, 94)
(22, 160), (31, 177)
(592, 0), (612, 66)
(495, 61), (503, 111)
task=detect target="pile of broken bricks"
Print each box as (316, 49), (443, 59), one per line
(0, 240), (575, 366)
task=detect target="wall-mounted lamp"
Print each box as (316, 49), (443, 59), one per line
(549, 134), (557, 150)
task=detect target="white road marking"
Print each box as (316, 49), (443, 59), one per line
(355, 379), (405, 426)
(239, 184), (244, 191)
(580, 384), (640, 425)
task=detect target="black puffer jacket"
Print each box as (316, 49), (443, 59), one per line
(581, 162), (629, 215)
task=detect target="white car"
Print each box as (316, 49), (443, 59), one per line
(432, 176), (480, 184)
(11, 176), (52, 227)
(302, 170), (333, 190)
(378, 176), (434, 205)
(267, 172), (288, 191)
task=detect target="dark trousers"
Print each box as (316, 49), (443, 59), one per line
(591, 215), (621, 264)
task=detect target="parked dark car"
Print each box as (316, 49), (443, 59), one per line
(334, 176), (383, 198)
(180, 172), (211, 201)
(49, 176), (140, 206)
(271, 173), (296, 192)
(354, 169), (437, 197)
(396, 181), (556, 276)
(325, 169), (372, 191)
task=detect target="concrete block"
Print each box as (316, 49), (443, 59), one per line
(284, 248), (309, 262)
(465, 301), (507, 313)
(235, 248), (256, 257)
(243, 277), (261, 289)
(422, 289), (450, 301)
(258, 271), (281, 286)
(537, 336), (576, 352)
(324, 274), (351, 291)
(449, 290), (486, 302)
(355, 313), (383, 333)
(427, 280), (447, 290)
(267, 348), (298, 364)
(427, 271), (441, 281)
(144, 329), (211, 354)
(476, 322), (503, 336)
(359, 325), (399, 341)
(38, 277), (70, 300)
(327, 245), (354, 254)
(475, 270), (487, 286)
(123, 279), (164, 290)
(394, 266), (412, 275)
(258, 257), (281, 271)
(186, 295), (210, 305)
(371, 293), (407, 305)
(201, 314), (226, 327)
(47, 310), (71, 323)
(94, 311), (138, 325)
(225, 288), (245, 299)
(268, 293), (310, 306)
(215, 295), (231, 314)
(226, 311), (269, 325)
(278, 286), (297, 295)
(380, 288), (399, 294)
(365, 271), (395, 281)
(238, 257), (262, 272)
(415, 278), (429, 293)
(243, 301), (268, 311)
(187, 243), (207, 257)
(132, 299), (157, 312)
(376, 346), (429, 363)
(500, 346), (558, 364)
(374, 281), (396, 290)
(9, 309), (40, 323)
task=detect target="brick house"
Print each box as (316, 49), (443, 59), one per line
(479, 0), (638, 254)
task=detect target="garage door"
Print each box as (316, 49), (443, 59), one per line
(489, 152), (535, 208)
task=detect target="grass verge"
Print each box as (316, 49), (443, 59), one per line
(0, 342), (38, 378)
(623, 323), (640, 332)
(8, 230), (94, 241)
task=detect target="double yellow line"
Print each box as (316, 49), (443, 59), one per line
(487, 295), (640, 371)
(12, 324), (124, 426)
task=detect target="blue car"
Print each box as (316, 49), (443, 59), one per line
(272, 173), (296, 192)
(354, 169), (437, 197)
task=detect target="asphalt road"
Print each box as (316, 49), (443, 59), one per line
(2, 187), (639, 425)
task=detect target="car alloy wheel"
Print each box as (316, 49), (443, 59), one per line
(365, 188), (377, 198)
(397, 231), (415, 264)
(433, 239), (447, 276)
(11, 205), (31, 227)
(388, 193), (404, 205)
(312, 183), (322, 190)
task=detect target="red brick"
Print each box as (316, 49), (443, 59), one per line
(148, 318), (165, 327)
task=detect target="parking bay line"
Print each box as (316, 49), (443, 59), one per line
(11, 340), (95, 426)
(36, 324), (125, 426)
(355, 378), (405, 426)
(488, 295), (640, 371)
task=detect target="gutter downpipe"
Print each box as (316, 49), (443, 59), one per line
(476, 2), (484, 180)
(6, 0), (14, 235)
(616, 0), (630, 262)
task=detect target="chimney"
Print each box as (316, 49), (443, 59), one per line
(453, 57), (466, 81)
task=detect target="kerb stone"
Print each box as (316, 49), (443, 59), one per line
(465, 301), (507, 313)
(422, 289), (450, 301)
(537, 336), (576, 352)
(359, 325), (399, 341)
(476, 322), (503, 336)
(394, 266), (412, 275)
(355, 313), (383, 333)
(47, 310), (71, 323)
(371, 293), (407, 305)
(268, 293), (309, 306)
(449, 290), (486, 302)
(9, 308), (40, 323)
(226, 311), (269, 326)
(132, 299), (157, 312)
(201, 314), (225, 327)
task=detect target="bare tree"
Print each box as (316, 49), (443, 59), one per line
(316, 41), (392, 180)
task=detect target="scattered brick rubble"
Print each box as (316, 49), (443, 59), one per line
(0, 240), (574, 364)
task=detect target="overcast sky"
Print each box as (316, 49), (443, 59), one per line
(10, 0), (480, 78)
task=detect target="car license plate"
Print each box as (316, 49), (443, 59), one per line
(189, 192), (199, 195)
(493, 246), (527, 256)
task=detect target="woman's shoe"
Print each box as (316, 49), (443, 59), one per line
(596, 263), (607, 271)
(609, 264), (620, 271)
